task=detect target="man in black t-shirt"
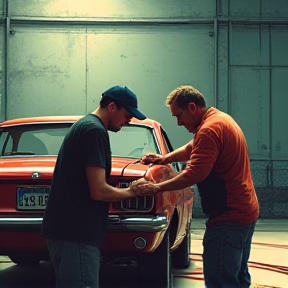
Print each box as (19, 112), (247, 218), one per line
(41, 85), (146, 288)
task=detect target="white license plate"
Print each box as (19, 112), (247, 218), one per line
(17, 187), (50, 210)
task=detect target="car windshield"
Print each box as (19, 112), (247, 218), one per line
(109, 125), (159, 158)
(0, 123), (159, 158)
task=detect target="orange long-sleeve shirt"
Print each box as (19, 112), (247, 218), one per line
(183, 107), (259, 225)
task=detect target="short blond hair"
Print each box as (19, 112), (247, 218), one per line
(166, 85), (206, 109)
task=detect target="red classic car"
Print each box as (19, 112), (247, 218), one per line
(0, 116), (194, 287)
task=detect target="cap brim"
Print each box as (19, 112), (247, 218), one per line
(124, 105), (146, 120)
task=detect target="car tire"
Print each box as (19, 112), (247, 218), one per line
(137, 231), (172, 288)
(171, 230), (191, 269)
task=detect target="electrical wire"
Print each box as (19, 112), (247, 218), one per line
(120, 158), (142, 177)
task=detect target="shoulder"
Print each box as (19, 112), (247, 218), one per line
(77, 115), (107, 133)
(196, 108), (229, 144)
(201, 108), (233, 131)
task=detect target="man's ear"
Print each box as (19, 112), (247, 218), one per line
(187, 102), (196, 114)
(107, 102), (116, 112)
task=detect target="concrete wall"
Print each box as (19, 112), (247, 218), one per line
(0, 0), (287, 218)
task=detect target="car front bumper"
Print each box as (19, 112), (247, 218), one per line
(0, 214), (168, 233)
(0, 214), (168, 253)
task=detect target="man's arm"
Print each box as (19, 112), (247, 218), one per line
(86, 166), (136, 202)
(142, 141), (193, 165)
(137, 170), (195, 195)
(164, 141), (193, 164)
(138, 130), (219, 195)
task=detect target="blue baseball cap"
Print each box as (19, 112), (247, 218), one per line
(102, 85), (146, 120)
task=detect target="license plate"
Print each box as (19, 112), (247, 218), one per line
(17, 187), (50, 210)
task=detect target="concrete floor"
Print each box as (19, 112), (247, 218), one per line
(173, 218), (288, 288)
(0, 218), (287, 288)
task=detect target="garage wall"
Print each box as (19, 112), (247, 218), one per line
(0, 0), (288, 218)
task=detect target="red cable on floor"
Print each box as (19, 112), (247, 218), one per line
(252, 242), (288, 249)
(174, 252), (288, 284)
(248, 261), (288, 275)
(189, 253), (288, 275)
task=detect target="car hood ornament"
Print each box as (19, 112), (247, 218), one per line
(31, 172), (41, 178)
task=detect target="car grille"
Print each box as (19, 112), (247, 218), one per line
(113, 181), (154, 211)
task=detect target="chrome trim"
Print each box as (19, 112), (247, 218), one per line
(116, 182), (155, 211)
(31, 172), (41, 178)
(152, 129), (161, 155)
(0, 215), (168, 233)
(107, 215), (168, 232)
(0, 218), (43, 225)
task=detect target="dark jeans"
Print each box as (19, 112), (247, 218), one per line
(202, 220), (256, 288)
(46, 239), (101, 288)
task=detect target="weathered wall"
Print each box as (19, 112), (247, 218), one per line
(0, 0), (287, 217)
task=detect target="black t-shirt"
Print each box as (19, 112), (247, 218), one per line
(41, 114), (111, 246)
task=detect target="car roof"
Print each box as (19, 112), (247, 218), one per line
(0, 115), (161, 128)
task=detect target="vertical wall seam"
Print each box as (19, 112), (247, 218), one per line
(85, 27), (88, 114)
(227, 20), (232, 115)
(214, 18), (218, 108)
(3, 0), (10, 121)
(268, 24), (273, 185)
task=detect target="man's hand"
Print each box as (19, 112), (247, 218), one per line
(137, 182), (161, 195)
(129, 178), (161, 195)
(129, 178), (149, 194)
(141, 153), (165, 165)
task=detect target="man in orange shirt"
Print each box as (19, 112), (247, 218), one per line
(138, 85), (259, 287)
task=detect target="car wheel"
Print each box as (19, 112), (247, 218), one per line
(9, 252), (41, 265)
(137, 231), (172, 288)
(171, 230), (190, 269)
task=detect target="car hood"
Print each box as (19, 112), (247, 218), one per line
(0, 156), (148, 179)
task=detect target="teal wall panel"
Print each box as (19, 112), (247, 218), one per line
(0, 0), (287, 217)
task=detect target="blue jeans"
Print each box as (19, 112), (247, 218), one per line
(202, 220), (256, 288)
(46, 239), (101, 288)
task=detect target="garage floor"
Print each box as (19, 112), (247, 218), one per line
(0, 219), (287, 288)
(174, 218), (288, 288)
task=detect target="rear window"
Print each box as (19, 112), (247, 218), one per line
(0, 124), (71, 156)
(0, 123), (159, 158)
